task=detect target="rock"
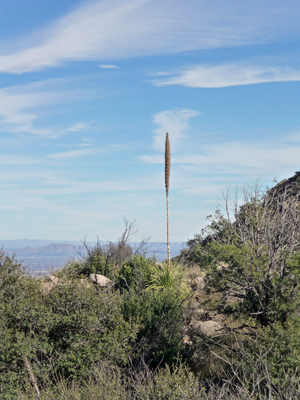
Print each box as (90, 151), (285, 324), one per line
(207, 310), (218, 319)
(189, 300), (200, 310)
(89, 274), (113, 287)
(193, 308), (207, 321)
(212, 314), (226, 324)
(190, 319), (203, 330)
(49, 275), (59, 283)
(217, 262), (229, 271)
(194, 276), (205, 290)
(199, 321), (222, 336)
(183, 335), (192, 345)
(41, 282), (54, 294)
(41, 276), (59, 294)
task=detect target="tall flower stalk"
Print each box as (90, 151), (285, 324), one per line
(165, 132), (171, 266)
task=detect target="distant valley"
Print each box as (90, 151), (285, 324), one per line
(0, 240), (185, 275)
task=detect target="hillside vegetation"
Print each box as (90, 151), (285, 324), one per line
(1, 175), (300, 399)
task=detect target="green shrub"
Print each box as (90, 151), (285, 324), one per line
(41, 284), (138, 380)
(117, 254), (156, 292)
(229, 319), (300, 397)
(181, 184), (300, 327)
(122, 288), (188, 368)
(0, 250), (139, 398)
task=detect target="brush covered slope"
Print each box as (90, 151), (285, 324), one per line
(1, 175), (300, 399)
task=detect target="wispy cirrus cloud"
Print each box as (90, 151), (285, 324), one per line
(48, 142), (129, 160)
(0, 79), (94, 137)
(67, 122), (91, 132)
(48, 148), (100, 159)
(149, 109), (200, 152)
(141, 110), (300, 183)
(142, 130), (300, 184)
(153, 63), (300, 88)
(0, 87), (58, 137)
(99, 64), (119, 69)
(0, 0), (299, 74)
(0, 155), (40, 165)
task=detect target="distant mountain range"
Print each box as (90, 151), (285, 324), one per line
(7, 243), (83, 256)
(0, 240), (186, 274)
(0, 239), (83, 249)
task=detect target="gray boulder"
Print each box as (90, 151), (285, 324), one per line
(190, 319), (203, 330)
(189, 300), (200, 310)
(199, 321), (222, 336)
(89, 274), (113, 287)
(194, 276), (205, 290)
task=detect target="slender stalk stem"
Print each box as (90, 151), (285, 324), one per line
(166, 192), (170, 266)
(165, 132), (171, 267)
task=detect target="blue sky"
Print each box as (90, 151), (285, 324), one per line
(0, 0), (299, 242)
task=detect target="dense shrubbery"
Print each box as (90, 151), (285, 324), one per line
(0, 247), (190, 399)
(2, 178), (300, 398)
(0, 249), (140, 398)
(179, 179), (300, 397)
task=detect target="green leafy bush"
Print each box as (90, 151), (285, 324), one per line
(226, 319), (300, 398)
(0, 250), (139, 398)
(117, 254), (156, 291)
(181, 184), (300, 327)
(122, 288), (188, 368)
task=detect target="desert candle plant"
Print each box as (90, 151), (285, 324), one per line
(165, 132), (171, 266)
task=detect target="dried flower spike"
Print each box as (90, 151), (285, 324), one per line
(165, 132), (171, 266)
(165, 132), (171, 195)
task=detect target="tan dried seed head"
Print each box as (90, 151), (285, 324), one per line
(165, 132), (171, 195)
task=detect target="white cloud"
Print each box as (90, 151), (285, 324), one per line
(99, 64), (119, 69)
(0, 0), (299, 73)
(0, 155), (39, 165)
(67, 122), (90, 132)
(141, 136), (300, 179)
(48, 148), (100, 159)
(0, 86), (58, 137)
(0, 80), (93, 136)
(151, 109), (200, 152)
(48, 142), (129, 160)
(153, 64), (300, 88)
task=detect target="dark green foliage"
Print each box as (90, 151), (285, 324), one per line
(0, 249), (139, 398)
(182, 185), (300, 326)
(117, 254), (155, 291)
(0, 249), (189, 398)
(179, 182), (300, 395)
(196, 241), (300, 326)
(122, 288), (188, 368)
(41, 284), (138, 379)
(3, 177), (300, 398)
(226, 319), (300, 398)
(58, 240), (133, 280)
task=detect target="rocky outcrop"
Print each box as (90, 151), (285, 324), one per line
(89, 274), (113, 288)
(184, 270), (228, 343)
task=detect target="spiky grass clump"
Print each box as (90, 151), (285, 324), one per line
(146, 262), (189, 295)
